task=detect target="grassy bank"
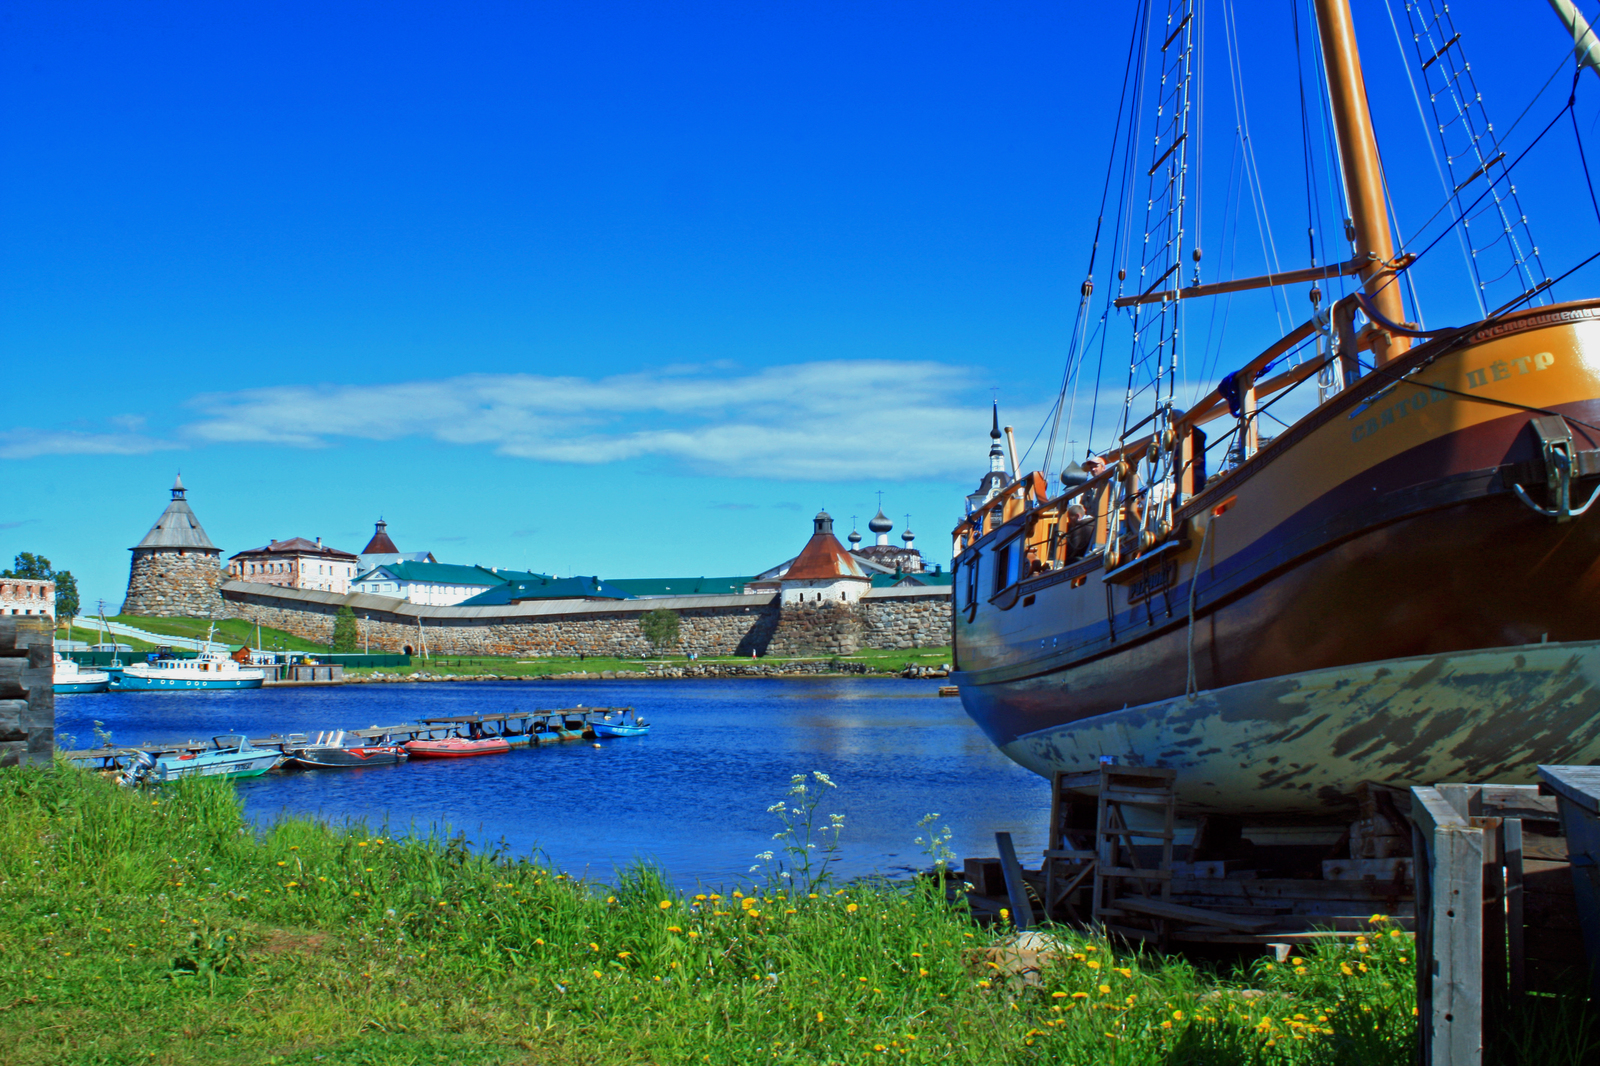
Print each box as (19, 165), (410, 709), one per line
(0, 763), (1432, 1065)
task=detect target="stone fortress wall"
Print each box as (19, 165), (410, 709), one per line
(218, 580), (950, 658)
(123, 550), (225, 618)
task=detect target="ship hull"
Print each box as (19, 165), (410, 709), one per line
(953, 301), (1600, 808)
(113, 673), (265, 690)
(994, 639), (1600, 819)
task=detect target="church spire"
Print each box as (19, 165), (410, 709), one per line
(989, 401), (1005, 474)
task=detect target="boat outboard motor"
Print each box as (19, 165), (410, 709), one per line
(117, 750), (157, 788)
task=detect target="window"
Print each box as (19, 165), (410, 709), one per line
(992, 540), (1013, 593)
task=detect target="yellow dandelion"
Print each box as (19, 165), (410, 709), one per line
(1087, 959), (1101, 970)
(667, 926), (682, 933)
(1072, 992), (1088, 1000)
(1098, 984), (1111, 994)
(817, 1012), (824, 1023)
(659, 900), (673, 910)
(847, 903), (859, 913)
(1051, 991), (1067, 999)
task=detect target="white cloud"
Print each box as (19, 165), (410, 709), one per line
(0, 428), (183, 460)
(183, 361), (1051, 482)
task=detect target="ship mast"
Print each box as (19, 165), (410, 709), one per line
(1313, 0), (1410, 365)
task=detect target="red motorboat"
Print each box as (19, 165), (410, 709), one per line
(403, 736), (511, 759)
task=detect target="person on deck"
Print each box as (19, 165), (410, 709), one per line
(1064, 504), (1093, 561)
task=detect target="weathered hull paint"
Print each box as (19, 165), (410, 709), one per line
(998, 639), (1600, 819)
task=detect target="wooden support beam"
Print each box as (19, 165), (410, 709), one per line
(1412, 785), (1484, 1066)
(1112, 896), (1272, 932)
(995, 831), (1033, 931)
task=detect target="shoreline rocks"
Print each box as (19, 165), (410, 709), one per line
(347, 660), (953, 683)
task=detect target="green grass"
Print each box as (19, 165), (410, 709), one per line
(0, 761), (1450, 1065)
(99, 615), (327, 653)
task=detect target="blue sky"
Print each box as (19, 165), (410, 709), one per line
(4, 0), (1599, 611)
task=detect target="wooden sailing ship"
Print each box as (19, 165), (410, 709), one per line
(951, 0), (1600, 820)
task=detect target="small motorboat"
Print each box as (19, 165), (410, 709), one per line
(53, 653), (110, 694)
(147, 734), (281, 781)
(592, 708), (650, 738)
(404, 735), (511, 759)
(280, 730), (408, 770)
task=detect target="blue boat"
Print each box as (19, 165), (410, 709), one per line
(112, 650), (266, 691)
(147, 735), (280, 781)
(53, 654), (110, 694)
(592, 708), (650, 738)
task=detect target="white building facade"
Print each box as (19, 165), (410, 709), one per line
(0, 579), (55, 617)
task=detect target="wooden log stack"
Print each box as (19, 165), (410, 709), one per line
(0, 617), (54, 767)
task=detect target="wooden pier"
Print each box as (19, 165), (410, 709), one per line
(62, 707), (625, 768)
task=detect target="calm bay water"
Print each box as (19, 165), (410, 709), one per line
(57, 678), (1050, 889)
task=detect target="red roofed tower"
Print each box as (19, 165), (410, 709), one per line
(362, 518), (400, 556)
(780, 510), (871, 606)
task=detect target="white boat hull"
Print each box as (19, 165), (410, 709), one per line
(1002, 639), (1600, 821)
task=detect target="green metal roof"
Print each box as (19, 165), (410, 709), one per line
(457, 575), (636, 605)
(869, 570), (954, 589)
(353, 562), (509, 587)
(606, 576), (755, 597)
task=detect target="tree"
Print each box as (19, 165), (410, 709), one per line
(4, 553), (51, 579)
(639, 608), (681, 656)
(332, 605), (360, 652)
(53, 571), (80, 622)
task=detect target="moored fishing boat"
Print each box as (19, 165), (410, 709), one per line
(404, 735), (511, 758)
(280, 730), (409, 770)
(592, 708), (650, 738)
(53, 653), (110, 694)
(951, 0), (1600, 819)
(113, 649), (266, 691)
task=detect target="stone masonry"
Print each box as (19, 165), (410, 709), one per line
(123, 550), (225, 618)
(218, 581), (949, 658)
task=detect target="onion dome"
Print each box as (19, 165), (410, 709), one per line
(848, 527), (862, 547)
(901, 525), (915, 545)
(867, 509), (893, 535)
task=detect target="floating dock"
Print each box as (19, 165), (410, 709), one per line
(62, 707), (625, 769)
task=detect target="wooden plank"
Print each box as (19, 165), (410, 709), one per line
(1113, 896), (1272, 932)
(1539, 765), (1600, 815)
(1476, 786), (1559, 820)
(0, 618), (52, 657)
(1427, 821), (1485, 1066)
(1099, 866), (1171, 880)
(1505, 819), (1525, 1009)
(994, 832), (1033, 931)
(1413, 786), (1471, 834)
(1544, 767), (1600, 1000)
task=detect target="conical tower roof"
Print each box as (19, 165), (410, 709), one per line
(785, 510), (869, 581)
(362, 518), (400, 555)
(132, 475), (218, 552)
